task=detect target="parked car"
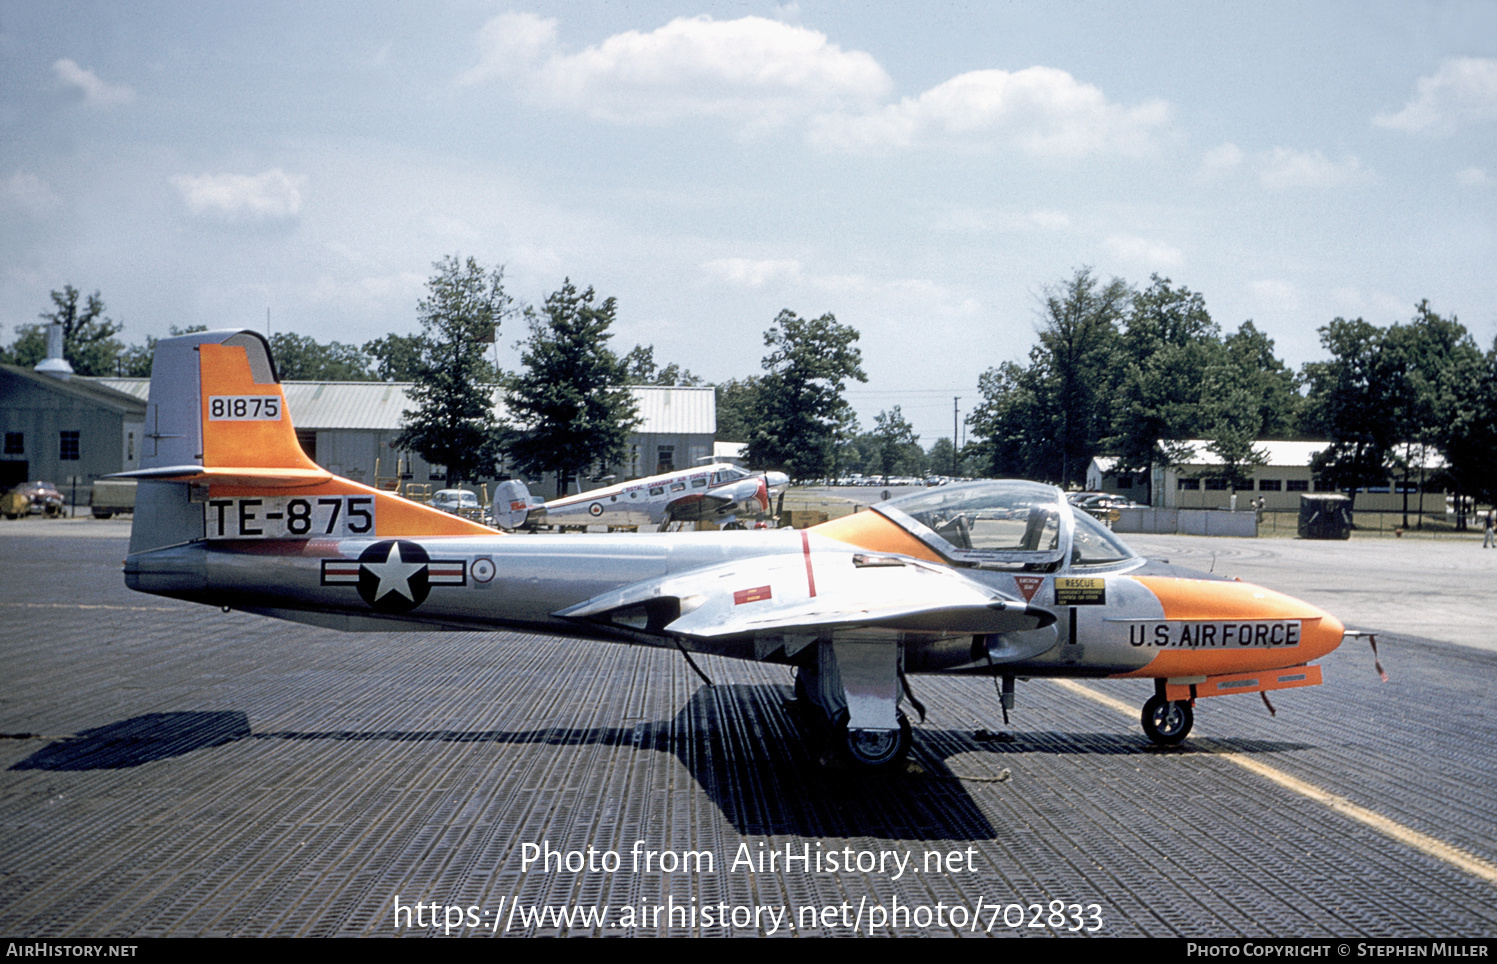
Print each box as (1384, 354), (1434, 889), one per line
(2, 481), (66, 519)
(430, 488), (483, 519)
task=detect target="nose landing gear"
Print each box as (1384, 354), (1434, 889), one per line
(1142, 693), (1193, 745)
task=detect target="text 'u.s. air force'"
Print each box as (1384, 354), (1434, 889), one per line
(1120, 620), (1302, 648)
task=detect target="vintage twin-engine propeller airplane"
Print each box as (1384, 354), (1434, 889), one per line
(491, 462), (789, 532)
(120, 330), (1347, 768)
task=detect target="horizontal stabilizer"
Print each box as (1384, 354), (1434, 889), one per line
(113, 465), (334, 487)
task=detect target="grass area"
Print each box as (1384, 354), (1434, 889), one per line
(1256, 509), (1483, 539)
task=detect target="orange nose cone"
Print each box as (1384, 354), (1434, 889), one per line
(1126, 576), (1347, 678)
(1299, 608), (1345, 662)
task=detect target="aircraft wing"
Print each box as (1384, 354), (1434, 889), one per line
(556, 540), (1056, 656)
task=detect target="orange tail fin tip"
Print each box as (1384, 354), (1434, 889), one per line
(121, 329), (497, 540)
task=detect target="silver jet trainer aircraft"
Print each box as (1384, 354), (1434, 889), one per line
(119, 330), (1348, 768)
(492, 462), (789, 532)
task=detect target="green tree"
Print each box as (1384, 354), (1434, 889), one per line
(1445, 336), (1497, 511)
(269, 333), (375, 381)
(1198, 363), (1269, 493)
(927, 437), (957, 477)
(968, 268), (1128, 485)
(967, 361), (1042, 478)
(1382, 301), (1485, 526)
(1301, 318), (1396, 507)
(504, 280), (640, 494)
(1109, 276), (1221, 474)
(622, 344), (703, 386)
(745, 310), (867, 481)
(5, 286), (126, 375)
(394, 256), (512, 485)
(363, 333), (428, 382)
(1222, 321), (1300, 439)
(873, 406), (920, 483)
(713, 376), (762, 444)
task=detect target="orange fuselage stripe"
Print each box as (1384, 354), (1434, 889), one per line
(811, 510), (945, 563)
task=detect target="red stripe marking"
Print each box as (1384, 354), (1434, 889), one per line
(734, 585), (772, 605)
(801, 530), (817, 598)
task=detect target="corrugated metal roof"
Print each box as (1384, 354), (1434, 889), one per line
(7, 368), (147, 413)
(628, 385), (715, 435)
(1158, 439), (1446, 470)
(90, 379), (714, 435)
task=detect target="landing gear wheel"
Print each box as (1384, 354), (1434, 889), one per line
(1142, 695), (1193, 745)
(834, 709), (912, 769)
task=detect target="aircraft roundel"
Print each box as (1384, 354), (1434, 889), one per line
(357, 540), (433, 612)
(589, 502), (603, 517)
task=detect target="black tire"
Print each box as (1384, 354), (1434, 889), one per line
(1142, 694), (1193, 745)
(834, 709), (912, 769)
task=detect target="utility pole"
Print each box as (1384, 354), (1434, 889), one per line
(952, 397), (960, 476)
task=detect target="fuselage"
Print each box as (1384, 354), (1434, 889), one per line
(126, 490), (1343, 682)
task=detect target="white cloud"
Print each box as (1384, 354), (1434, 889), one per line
(1374, 57), (1497, 134)
(1, 172), (61, 216)
(702, 257), (803, 286)
(1330, 287), (1408, 321)
(1105, 234), (1183, 270)
(1248, 279), (1301, 313)
(1456, 166), (1489, 186)
(1259, 148), (1369, 190)
(171, 169), (305, 221)
(1202, 142), (1245, 174)
(809, 66), (1170, 156)
(465, 13), (890, 131)
(935, 207), (1071, 232)
(52, 58), (134, 107)
(464, 14), (1164, 154)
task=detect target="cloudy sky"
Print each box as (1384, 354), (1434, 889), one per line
(3, 1), (1494, 443)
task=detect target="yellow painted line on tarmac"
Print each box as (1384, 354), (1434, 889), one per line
(1050, 677), (1497, 887)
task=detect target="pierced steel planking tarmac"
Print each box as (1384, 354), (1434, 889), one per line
(1, 531), (1494, 938)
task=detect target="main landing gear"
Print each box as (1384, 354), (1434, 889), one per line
(1141, 685), (1194, 746)
(793, 643), (913, 770)
(833, 708), (913, 769)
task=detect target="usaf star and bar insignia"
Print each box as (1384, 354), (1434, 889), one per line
(321, 540), (466, 613)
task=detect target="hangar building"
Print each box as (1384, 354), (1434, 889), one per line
(1087, 439), (1450, 514)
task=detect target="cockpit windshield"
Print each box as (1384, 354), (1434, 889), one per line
(872, 480), (1140, 571)
(1069, 508), (1137, 566)
(874, 480), (1069, 568)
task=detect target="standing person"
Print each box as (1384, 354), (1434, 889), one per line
(1484, 510), (1494, 549)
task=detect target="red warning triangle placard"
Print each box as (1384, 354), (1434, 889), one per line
(1013, 575), (1044, 602)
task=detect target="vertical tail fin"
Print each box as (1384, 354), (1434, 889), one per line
(123, 328), (497, 553)
(493, 479), (546, 529)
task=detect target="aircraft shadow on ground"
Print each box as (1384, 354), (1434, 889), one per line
(9, 686), (1310, 841)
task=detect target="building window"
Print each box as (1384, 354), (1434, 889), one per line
(1204, 477), (1229, 491)
(1287, 480), (1309, 492)
(3, 433), (21, 455)
(59, 431), (80, 461)
(1177, 478), (1200, 490)
(656, 445), (675, 473)
(1116, 474), (1133, 489)
(1259, 479), (1282, 491)
(1313, 479), (1336, 492)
